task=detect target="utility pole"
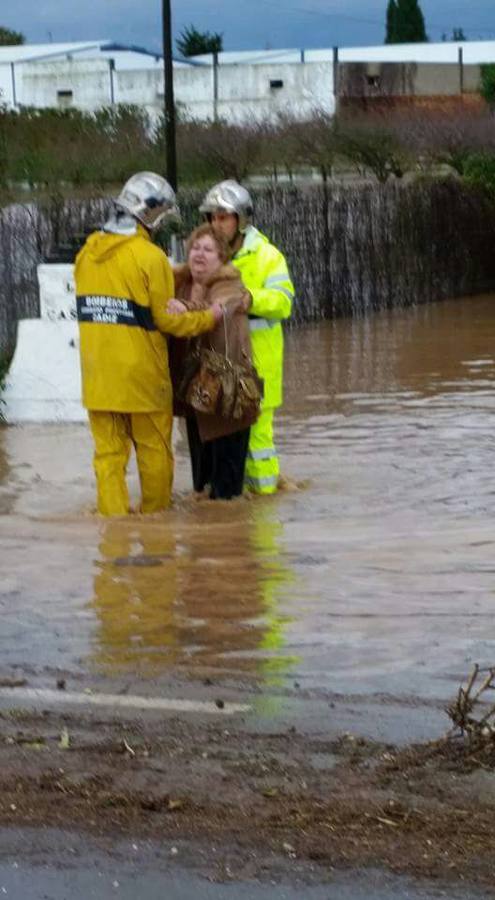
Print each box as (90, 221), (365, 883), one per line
(162, 0), (177, 190)
(213, 50), (219, 122)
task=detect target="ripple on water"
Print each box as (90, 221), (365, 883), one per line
(1, 295), (495, 709)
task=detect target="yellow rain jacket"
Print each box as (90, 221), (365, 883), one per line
(75, 226), (215, 413)
(233, 226), (294, 409)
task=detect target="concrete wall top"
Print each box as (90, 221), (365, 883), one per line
(191, 49), (313, 65)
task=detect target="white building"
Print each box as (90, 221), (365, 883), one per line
(1, 39), (494, 122)
(0, 41), (188, 111)
(0, 41), (336, 119)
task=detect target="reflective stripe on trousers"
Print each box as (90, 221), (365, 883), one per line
(245, 407), (279, 495)
(248, 317), (280, 332)
(88, 410), (173, 516)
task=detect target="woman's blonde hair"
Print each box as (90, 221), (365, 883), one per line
(186, 223), (230, 264)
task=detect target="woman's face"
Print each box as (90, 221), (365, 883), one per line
(189, 235), (222, 282)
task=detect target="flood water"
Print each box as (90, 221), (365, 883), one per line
(1, 293), (495, 734)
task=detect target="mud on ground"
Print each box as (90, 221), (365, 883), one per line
(1, 706), (495, 889)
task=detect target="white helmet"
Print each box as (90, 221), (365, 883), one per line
(199, 179), (253, 233)
(115, 172), (180, 231)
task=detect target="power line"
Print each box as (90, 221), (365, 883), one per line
(178, 0), (383, 28)
(249, 0), (495, 35)
(242, 0), (386, 29)
(178, 0), (494, 38)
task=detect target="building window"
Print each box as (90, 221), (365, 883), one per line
(269, 79), (284, 90)
(57, 89), (73, 109)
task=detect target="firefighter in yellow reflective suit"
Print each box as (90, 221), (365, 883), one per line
(75, 172), (220, 516)
(200, 181), (294, 494)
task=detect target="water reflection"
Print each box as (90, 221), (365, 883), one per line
(3, 294), (495, 701)
(90, 503), (298, 681)
(90, 522), (178, 669)
(284, 295), (495, 416)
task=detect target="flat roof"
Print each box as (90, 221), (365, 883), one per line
(190, 40), (495, 66)
(0, 41), (107, 64)
(2, 39), (494, 70)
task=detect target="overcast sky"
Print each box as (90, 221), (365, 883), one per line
(3, 0), (494, 54)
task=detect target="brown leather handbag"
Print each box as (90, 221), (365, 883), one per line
(178, 311), (263, 421)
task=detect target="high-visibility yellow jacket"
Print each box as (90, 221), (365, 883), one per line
(232, 226), (294, 409)
(75, 226), (215, 413)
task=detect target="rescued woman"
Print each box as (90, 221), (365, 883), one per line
(168, 223), (256, 500)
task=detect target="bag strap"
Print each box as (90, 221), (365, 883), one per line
(222, 307), (229, 360)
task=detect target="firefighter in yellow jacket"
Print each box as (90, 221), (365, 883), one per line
(200, 180), (294, 494)
(76, 172), (222, 516)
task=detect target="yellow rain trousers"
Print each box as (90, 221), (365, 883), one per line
(232, 227), (294, 495)
(88, 410), (173, 515)
(75, 226), (215, 515)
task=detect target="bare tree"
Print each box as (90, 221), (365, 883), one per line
(335, 115), (412, 182)
(188, 118), (266, 183)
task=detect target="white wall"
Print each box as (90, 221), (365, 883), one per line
(210, 61), (334, 120)
(11, 39), (495, 122)
(3, 319), (85, 423)
(2, 264), (85, 424)
(20, 59), (114, 109)
(38, 264), (76, 320)
(0, 63), (14, 106)
(18, 57), (334, 121)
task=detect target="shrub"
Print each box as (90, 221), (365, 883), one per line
(464, 153), (495, 196)
(480, 64), (495, 109)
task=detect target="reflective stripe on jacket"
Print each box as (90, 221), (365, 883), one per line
(232, 226), (293, 409)
(75, 226), (214, 413)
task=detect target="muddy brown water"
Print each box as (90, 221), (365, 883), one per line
(1, 293), (495, 739)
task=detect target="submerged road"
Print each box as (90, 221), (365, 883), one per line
(2, 294), (495, 893)
(2, 295), (495, 739)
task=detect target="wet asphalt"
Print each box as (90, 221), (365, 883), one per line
(0, 829), (488, 900)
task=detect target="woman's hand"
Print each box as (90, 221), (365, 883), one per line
(241, 291), (252, 313)
(210, 303), (225, 323)
(167, 298), (187, 315)
(222, 293), (252, 316)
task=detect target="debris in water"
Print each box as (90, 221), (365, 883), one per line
(0, 678), (27, 688)
(59, 727), (70, 749)
(447, 664), (495, 739)
(277, 475), (310, 492)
